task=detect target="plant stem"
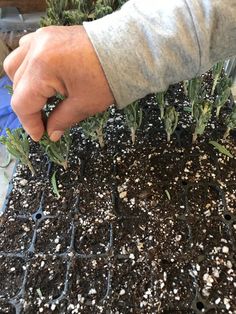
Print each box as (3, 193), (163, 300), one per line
(61, 160), (68, 170)
(27, 160), (36, 176)
(131, 127), (136, 144)
(183, 80), (188, 97)
(192, 133), (197, 143)
(97, 127), (105, 148)
(211, 74), (219, 96)
(216, 106), (221, 119)
(223, 127), (230, 140)
(160, 107), (164, 120)
(191, 100), (195, 118)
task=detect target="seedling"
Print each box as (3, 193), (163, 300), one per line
(41, 0), (126, 26)
(51, 171), (60, 199)
(94, 0), (113, 19)
(0, 128), (35, 176)
(215, 76), (232, 118)
(155, 91), (166, 119)
(36, 288), (43, 299)
(164, 106), (179, 142)
(41, 0), (86, 26)
(39, 130), (71, 169)
(124, 101), (143, 144)
(5, 85), (13, 95)
(80, 111), (110, 148)
(192, 101), (212, 143)
(164, 189), (171, 200)
(211, 61), (224, 95)
(187, 77), (206, 117)
(223, 104), (236, 139)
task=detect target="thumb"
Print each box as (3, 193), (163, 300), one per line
(47, 97), (88, 142)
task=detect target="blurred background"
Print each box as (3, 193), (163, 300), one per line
(0, 0), (46, 50)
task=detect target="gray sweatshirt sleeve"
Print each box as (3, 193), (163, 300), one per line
(83, 0), (236, 108)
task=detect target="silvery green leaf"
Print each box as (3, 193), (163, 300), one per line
(209, 141), (233, 158)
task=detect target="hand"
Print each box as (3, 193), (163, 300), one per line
(3, 26), (115, 141)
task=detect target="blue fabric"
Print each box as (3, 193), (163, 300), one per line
(0, 76), (21, 136)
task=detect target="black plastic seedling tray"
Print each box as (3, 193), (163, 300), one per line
(0, 89), (236, 313)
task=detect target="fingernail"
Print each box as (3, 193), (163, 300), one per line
(30, 134), (42, 142)
(50, 130), (64, 142)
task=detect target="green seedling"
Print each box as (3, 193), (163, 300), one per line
(94, 0), (113, 18)
(164, 189), (171, 200)
(80, 111), (110, 148)
(223, 104), (236, 139)
(39, 130), (71, 169)
(209, 141), (233, 158)
(5, 85), (13, 95)
(164, 106), (179, 142)
(124, 101), (143, 144)
(0, 128), (35, 176)
(41, 0), (86, 26)
(36, 288), (43, 299)
(187, 76), (206, 116)
(41, 0), (127, 26)
(211, 61), (224, 95)
(215, 76), (232, 118)
(192, 101), (212, 143)
(155, 91), (166, 119)
(51, 171), (60, 199)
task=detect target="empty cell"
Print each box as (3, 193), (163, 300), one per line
(218, 155), (236, 182)
(35, 217), (71, 254)
(111, 258), (195, 312)
(0, 257), (24, 299)
(24, 256), (67, 310)
(69, 257), (109, 306)
(195, 256), (236, 310)
(78, 183), (113, 218)
(224, 184), (236, 215)
(187, 184), (224, 217)
(180, 154), (217, 182)
(74, 222), (111, 255)
(0, 217), (32, 252)
(0, 301), (15, 314)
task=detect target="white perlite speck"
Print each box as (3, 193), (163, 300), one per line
(215, 298), (221, 305)
(119, 289), (125, 296)
(203, 273), (214, 284)
(222, 246), (229, 254)
(129, 253), (135, 260)
(51, 304), (56, 311)
(223, 298), (230, 310)
(20, 179), (28, 186)
(119, 191), (127, 199)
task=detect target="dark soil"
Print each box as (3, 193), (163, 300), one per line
(0, 74), (236, 313)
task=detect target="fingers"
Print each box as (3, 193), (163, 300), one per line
(18, 32), (35, 46)
(3, 45), (28, 81)
(17, 112), (45, 142)
(12, 54), (29, 90)
(3, 32), (34, 81)
(11, 77), (53, 141)
(47, 98), (88, 141)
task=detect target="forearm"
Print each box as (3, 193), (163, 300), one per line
(83, 0), (236, 108)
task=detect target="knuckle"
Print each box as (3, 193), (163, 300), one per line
(3, 56), (11, 75)
(11, 95), (21, 114)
